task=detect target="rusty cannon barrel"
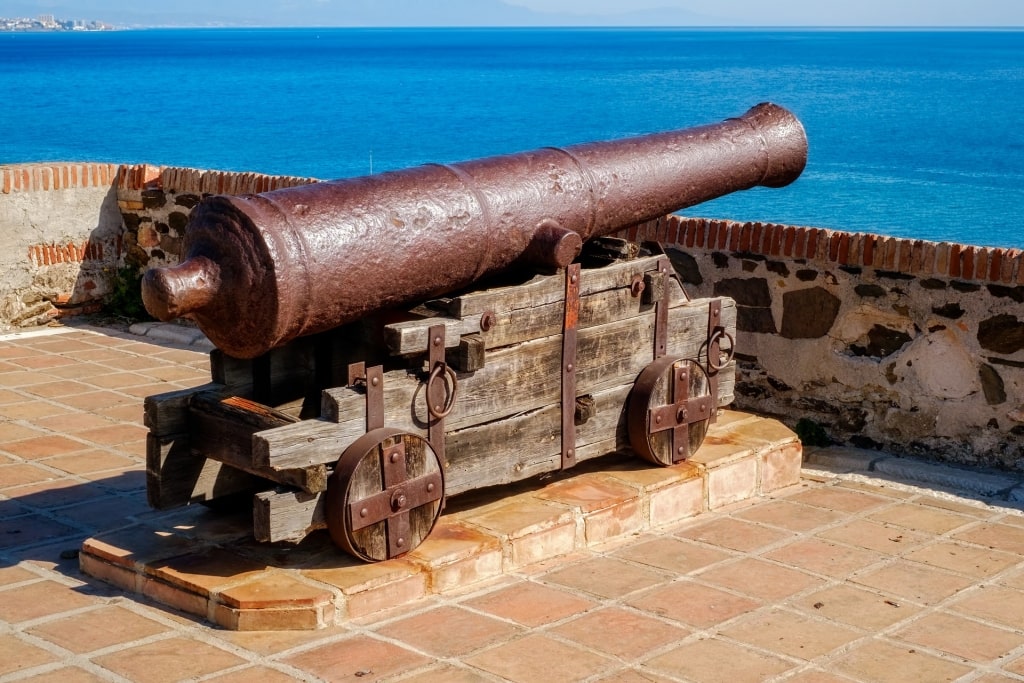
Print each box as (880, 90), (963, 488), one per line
(142, 102), (807, 359)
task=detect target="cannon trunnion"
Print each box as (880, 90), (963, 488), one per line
(142, 104), (804, 562)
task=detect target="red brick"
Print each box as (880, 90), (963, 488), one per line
(739, 222), (752, 251)
(948, 243), (962, 277)
(962, 245), (975, 279)
(752, 222), (765, 252)
(989, 248), (1003, 281)
(707, 221), (719, 249)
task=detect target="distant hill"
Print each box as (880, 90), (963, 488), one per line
(0, 0), (729, 27)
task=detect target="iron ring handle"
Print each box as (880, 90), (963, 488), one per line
(706, 329), (736, 372)
(426, 363), (458, 419)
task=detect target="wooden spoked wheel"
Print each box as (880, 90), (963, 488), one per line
(627, 356), (713, 466)
(326, 428), (444, 562)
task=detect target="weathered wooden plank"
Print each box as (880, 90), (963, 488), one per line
(146, 433), (271, 510)
(383, 256), (685, 355)
(449, 254), (672, 317)
(253, 488), (325, 543)
(320, 297), (734, 441)
(252, 418), (353, 470)
(188, 397), (327, 494)
(143, 383), (227, 438)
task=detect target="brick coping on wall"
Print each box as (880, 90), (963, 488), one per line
(624, 215), (1024, 286)
(3, 161), (1020, 285)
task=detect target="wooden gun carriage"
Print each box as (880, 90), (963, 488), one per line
(142, 104), (805, 562)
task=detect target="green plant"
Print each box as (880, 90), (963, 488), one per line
(104, 266), (152, 321)
(794, 418), (831, 447)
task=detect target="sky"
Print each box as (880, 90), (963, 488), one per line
(503, 0), (1024, 26)
(2, 0), (1023, 26)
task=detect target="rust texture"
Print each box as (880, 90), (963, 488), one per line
(142, 102), (808, 358)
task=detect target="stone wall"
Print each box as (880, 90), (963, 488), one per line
(618, 215), (1024, 471)
(0, 163), (123, 326)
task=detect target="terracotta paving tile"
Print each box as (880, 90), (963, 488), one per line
(93, 636), (246, 683)
(203, 666), (299, 683)
(75, 423), (149, 446)
(0, 579), (98, 622)
(0, 564), (39, 586)
(80, 468), (146, 490)
(10, 354), (77, 370)
(999, 567), (1024, 591)
(26, 604), (171, 653)
(786, 485), (892, 511)
(733, 498), (846, 533)
(777, 671), (858, 683)
(2, 434), (90, 460)
(593, 667), (679, 683)
(917, 495), (996, 518)
(627, 580), (761, 628)
(551, 606), (689, 660)
(78, 371), (151, 390)
(0, 401), (69, 420)
(903, 540), (1021, 578)
(542, 556), (672, 599)
(792, 584), (922, 631)
(0, 387), (26, 404)
(397, 664), (496, 682)
(837, 480), (916, 500)
(150, 546), (269, 596)
(0, 462), (59, 489)
(213, 624), (349, 656)
(0, 514), (80, 550)
(643, 636), (794, 683)
(1005, 654), (1024, 675)
(283, 634), (430, 681)
(893, 610), (1023, 662)
(830, 639), (973, 682)
(218, 572), (334, 610)
(4, 478), (110, 509)
(867, 502), (976, 534)
(816, 518), (931, 555)
(34, 411), (120, 433)
(695, 557), (825, 601)
(83, 525), (202, 570)
(102, 355), (174, 372)
(612, 536), (732, 574)
(0, 633), (59, 677)
(22, 381), (94, 399)
(948, 584), (1024, 630)
(852, 560), (976, 605)
(675, 516), (796, 553)
(0, 421), (46, 442)
(954, 522), (1024, 555)
(18, 666), (110, 682)
(40, 450), (136, 475)
(377, 605), (524, 657)
(463, 579), (597, 626)
(721, 607), (862, 660)
(464, 633), (615, 683)
(96, 403), (146, 422)
(57, 390), (138, 412)
(765, 538), (886, 578)
(0, 370), (60, 387)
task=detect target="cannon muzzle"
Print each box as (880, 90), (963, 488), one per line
(143, 102), (807, 358)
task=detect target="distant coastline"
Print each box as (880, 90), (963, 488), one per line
(0, 15), (116, 32)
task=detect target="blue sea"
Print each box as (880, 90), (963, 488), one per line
(1, 28), (1022, 248)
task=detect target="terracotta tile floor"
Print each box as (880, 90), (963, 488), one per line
(3, 324), (1024, 682)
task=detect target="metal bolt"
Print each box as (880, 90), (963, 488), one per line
(433, 335), (442, 346)
(655, 415), (662, 424)
(371, 376), (380, 387)
(571, 274), (578, 284)
(678, 446), (686, 455)
(480, 311), (495, 332)
(427, 482), (435, 493)
(396, 537), (405, 547)
(566, 363), (573, 372)
(566, 449), (574, 459)
(360, 507), (368, 518)
(390, 451), (401, 463)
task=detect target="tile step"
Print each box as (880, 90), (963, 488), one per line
(79, 409), (801, 631)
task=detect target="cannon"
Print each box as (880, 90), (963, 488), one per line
(142, 103), (807, 562)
